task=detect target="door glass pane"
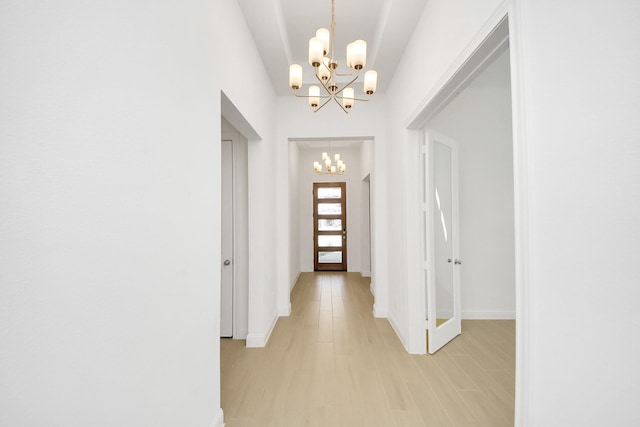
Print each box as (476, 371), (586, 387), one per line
(313, 181), (347, 271)
(318, 203), (342, 215)
(318, 235), (342, 247)
(422, 150), (427, 203)
(318, 251), (342, 263)
(318, 219), (342, 231)
(433, 141), (454, 326)
(317, 187), (341, 199)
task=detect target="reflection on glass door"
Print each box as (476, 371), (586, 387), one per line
(313, 182), (347, 271)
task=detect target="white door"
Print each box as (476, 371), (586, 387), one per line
(424, 131), (461, 353)
(220, 139), (233, 337)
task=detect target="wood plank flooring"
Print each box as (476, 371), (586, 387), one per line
(221, 272), (515, 427)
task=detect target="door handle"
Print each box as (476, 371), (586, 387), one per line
(223, 259), (231, 266)
(454, 259), (462, 265)
(448, 258), (452, 263)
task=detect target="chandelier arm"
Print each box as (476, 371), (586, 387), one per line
(313, 72), (334, 95)
(332, 96), (350, 114)
(336, 94), (372, 102)
(332, 72), (360, 96)
(314, 96), (334, 112)
(293, 88), (330, 100)
(319, 62), (332, 75)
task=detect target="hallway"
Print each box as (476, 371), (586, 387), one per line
(221, 272), (515, 426)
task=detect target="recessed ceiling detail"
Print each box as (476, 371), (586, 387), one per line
(237, 0), (428, 96)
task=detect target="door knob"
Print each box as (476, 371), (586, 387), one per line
(223, 259), (231, 266)
(448, 258), (452, 263)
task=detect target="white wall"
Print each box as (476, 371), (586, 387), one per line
(360, 140), (374, 180)
(516, 0), (640, 424)
(428, 49), (515, 318)
(0, 0), (279, 425)
(296, 144), (363, 273)
(0, 1), (223, 425)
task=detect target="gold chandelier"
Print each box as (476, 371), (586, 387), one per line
(314, 151), (346, 174)
(288, 0), (378, 113)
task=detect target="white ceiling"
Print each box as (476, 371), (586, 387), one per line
(236, 0), (428, 96)
(294, 139), (365, 151)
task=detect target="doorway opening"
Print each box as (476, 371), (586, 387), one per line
(220, 117), (249, 340)
(405, 11), (525, 424)
(289, 138), (373, 279)
(421, 45), (515, 355)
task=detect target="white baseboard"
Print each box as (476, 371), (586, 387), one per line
(278, 303), (291, 317)
(388, 312), (408, 351)
(290, 271), (301, 291)
(430, 310), (516, 320)
(263, 310), (278, 344)
(372, 303), (387, 318)
(234, 328), (248, 340)
(210, 408), (224, 427)
(246, 310), (279, 348)
(245, 333), (264, 348)
(462, 310), (516, 320)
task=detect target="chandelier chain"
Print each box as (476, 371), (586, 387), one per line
(330, 0), (336, 63)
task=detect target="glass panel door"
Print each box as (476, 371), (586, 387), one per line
(425, 131), (461, 354)
(313, 182), (347, 271)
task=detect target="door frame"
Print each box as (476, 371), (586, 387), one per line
(313, 181), (347, 271)
(222, 121), (249, 340)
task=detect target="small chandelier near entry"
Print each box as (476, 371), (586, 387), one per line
(314, 152), (346, 174)
(288, 0), (378, 113)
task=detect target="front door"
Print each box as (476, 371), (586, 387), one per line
(313, 182), (347, 271)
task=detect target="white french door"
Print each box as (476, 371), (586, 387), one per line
(423, 131), (461, 354)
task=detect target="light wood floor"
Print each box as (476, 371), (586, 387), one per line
(221, 272), (515, 427)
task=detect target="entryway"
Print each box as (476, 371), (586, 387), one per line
(220, 116), (249, 339)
